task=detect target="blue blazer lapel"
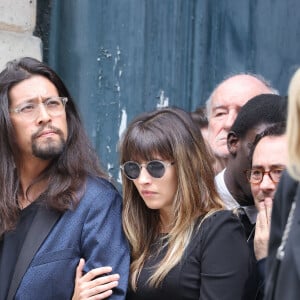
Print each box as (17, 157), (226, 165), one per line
(7, 205), (61, 300)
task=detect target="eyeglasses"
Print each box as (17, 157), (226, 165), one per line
(10, 97), (68, 121)
(244, 167), (285, 184)
(120, 160), (174, 180)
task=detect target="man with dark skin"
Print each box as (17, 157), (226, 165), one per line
(215, 94), (287, 299)
(215, 94), (287, 227)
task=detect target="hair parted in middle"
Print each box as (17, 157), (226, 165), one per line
(119, 106), (223, 289)
(0, 57), (107, 235)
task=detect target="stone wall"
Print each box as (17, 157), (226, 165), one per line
(0, 0), (42, 70)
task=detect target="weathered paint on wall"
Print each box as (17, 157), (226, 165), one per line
(47, 0), (300, 182)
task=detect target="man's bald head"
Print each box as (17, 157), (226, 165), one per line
(206, 73), (278, 160)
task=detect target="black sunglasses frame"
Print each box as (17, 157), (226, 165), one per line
(120, 160), (174, 180)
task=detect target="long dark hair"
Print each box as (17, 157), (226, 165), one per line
(0, 57), (107, 235)
(120, 107), (223, 288)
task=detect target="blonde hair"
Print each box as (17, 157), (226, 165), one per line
(120, 107), (223, 290)
(287, 68), (300, 180)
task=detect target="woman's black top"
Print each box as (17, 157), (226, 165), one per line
(127, 210), (251, 300)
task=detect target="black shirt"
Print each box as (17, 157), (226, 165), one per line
(0, 202), (39, 300)
(126, 210), (251, 300)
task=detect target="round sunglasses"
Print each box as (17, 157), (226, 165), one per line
(120, 160), (174, 180)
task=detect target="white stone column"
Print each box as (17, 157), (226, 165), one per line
(0, 0), (42, 70)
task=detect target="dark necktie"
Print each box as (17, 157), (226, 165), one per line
(237, 207), (255, 240)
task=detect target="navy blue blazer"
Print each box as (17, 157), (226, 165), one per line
(12, 176), (130, 300)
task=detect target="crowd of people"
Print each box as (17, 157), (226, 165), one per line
(0, 56), (299, 300)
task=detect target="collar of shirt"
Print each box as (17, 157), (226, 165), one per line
(240, 205), (257, 224)
(215, 169), (258, 224)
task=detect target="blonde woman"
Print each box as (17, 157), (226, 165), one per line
(265, 69), (300, 300)
(73, 107), (251, 299)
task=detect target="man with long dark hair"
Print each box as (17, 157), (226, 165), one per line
(0, 57), (129, 300)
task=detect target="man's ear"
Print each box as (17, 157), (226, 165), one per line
(227, 131), (239, 155)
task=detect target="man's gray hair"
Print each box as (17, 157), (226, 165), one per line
(205, 72), (279, 119)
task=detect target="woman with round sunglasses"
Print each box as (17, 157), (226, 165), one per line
(73, 107), (251, 299)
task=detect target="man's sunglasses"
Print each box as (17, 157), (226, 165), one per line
(120, 160), (174, 180)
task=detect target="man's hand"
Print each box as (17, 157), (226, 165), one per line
(72, 258), (120, 300)
(254, 198), (273, 260)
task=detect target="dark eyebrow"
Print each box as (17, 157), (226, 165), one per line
(19, 98), (36, 103)
(19, 96), (57, 104)
(270, 164), (286, 169)
(251, 164), (286, 170)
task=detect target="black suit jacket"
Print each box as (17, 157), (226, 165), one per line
(265, 171), (299, 299)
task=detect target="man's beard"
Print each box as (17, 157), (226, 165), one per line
(31, 126), (66, 160)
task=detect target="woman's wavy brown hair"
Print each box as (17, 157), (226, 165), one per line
(120, 107), (223, 289)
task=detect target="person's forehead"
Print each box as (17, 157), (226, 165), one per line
(252, 135), (287, 166)
(211, 76), (272, 109)
(9, 75), (59, 105)
(211, 90), (249, 109)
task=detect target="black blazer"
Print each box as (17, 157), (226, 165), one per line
(265, 171), (299, 299)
